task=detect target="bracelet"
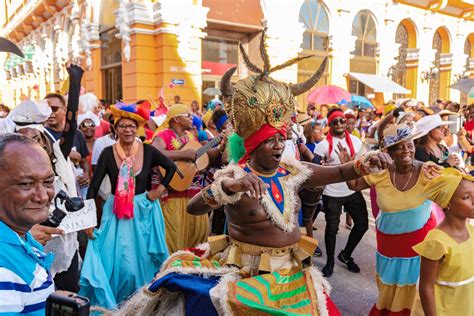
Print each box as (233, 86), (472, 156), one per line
(211, 176), (243, 205)
(353, 159), (365, 176)
(201, 185), (220, 208)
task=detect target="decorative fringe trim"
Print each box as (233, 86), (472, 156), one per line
(308, 267), (332, 316)
(281, 157), (313, 189)
(211, 164), (247, 205)
(210, 272), (242, 316)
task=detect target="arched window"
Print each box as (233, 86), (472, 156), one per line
(352, 10), (377, 57)
(297, 0), (329, 110)
(299, 0), (329, 51)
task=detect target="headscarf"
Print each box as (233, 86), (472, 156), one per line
(192, 114), (203, 131)
(326, 110), (355, 158)
(113, 141), (139, 219)
(215, 114), (228, 131)
(238, 123), (287, 164)
(424, 168), (474, 209)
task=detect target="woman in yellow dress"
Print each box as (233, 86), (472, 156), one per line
(411, 168), (474, 316)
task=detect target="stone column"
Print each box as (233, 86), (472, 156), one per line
(153, 0), (208, 105)
(260, 0), (305, 83)
(415, 25), (436, 103)
(449, 30), (468, 102)
(116, 1), (157, 102)
(327, 9), (356, 88)
(82, 23), (103, 98)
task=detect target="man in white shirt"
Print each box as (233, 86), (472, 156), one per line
(314, 108), (368, 277)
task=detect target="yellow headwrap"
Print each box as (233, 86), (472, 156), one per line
(383, 104), (397, 117)
(424, 168), (474, 209)
(160, 103), (190, 129)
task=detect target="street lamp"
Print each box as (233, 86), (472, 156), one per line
(420, 66), (439, 82)
(454, 71), (469, 82)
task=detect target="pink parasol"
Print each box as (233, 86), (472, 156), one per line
(306, 85), (351, 105)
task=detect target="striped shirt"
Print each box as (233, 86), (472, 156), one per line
(0, 221), (55, 315)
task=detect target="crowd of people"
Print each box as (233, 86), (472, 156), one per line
(0, 31), (472, 316)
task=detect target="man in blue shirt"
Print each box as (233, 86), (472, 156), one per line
(0, 134), (56, 315)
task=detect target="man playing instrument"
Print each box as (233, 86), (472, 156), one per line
(152, 104), (225, 253)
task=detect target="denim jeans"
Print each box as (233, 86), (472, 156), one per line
(321, 192), (369, 263)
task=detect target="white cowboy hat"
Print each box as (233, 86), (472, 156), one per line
(414, 114), (455, 139)
(10, 100), (52, 125)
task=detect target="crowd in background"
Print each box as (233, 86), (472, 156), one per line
(0, 63), (472, 315)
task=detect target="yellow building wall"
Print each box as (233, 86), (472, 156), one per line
(154, 29), (201, 106)
(83, 43), (103, 99)
(122, 29), (159, 103)
(439, 69), (451, 100)
(406, 66), (418, 98)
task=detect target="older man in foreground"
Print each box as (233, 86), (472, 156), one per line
(0, 133), (56, 315)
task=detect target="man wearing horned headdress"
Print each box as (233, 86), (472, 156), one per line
(119, 31), (392, 316)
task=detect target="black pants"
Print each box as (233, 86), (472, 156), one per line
(54, 252), (79, 293)
(321, 192), (368, 263)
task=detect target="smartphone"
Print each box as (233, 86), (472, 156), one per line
(448, 114), (463, 134)
(46, 291), (90, 316)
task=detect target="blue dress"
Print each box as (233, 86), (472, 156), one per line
(79, 144), (176, 309)
(79, 193), (169, 309)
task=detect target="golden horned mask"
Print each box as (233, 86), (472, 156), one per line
(220, 30), (328, 140)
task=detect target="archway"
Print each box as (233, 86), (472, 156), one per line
(297, 0), (329, 110)
(429, 27), (451, 105)
(393, 19), (418, 99)
(349, 10), (377, 96)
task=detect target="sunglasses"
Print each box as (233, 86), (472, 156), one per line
(331, 118), (346, 126)
(80, 122), (96, 128)
(175, 113), (192, 118)
(50, 106), (64, 113)
(117, 124), (137, 130)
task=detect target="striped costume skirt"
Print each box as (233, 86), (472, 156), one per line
(370, 200), (436, 316)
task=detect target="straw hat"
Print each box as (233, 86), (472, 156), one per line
(382, 123), (423, 149)
(414, 114), (455, 139)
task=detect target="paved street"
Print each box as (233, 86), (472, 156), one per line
(310, 190), (378, 316)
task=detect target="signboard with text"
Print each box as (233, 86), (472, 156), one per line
(58, 199), (97, 234)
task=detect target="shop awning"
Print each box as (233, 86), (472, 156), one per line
(346, 72), (411, 94)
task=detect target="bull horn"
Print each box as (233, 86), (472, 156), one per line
(220, 66), (237, 98)
(290, 57), (328, 96)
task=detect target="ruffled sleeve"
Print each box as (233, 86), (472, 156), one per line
(412, 230), (449, 261)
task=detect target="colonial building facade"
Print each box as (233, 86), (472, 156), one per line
(1, 0), (473, 109)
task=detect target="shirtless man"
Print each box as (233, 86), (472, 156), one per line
(187, 131), (391, 249)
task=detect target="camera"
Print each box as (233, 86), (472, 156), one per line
(41, 190), (84, 228)
(46, 291), (90, 316)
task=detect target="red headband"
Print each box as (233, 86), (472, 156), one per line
(327, 111), (345, 125)
(239, 124), (287, 164)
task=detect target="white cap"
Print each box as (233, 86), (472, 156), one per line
(78, 111), (100, 127)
